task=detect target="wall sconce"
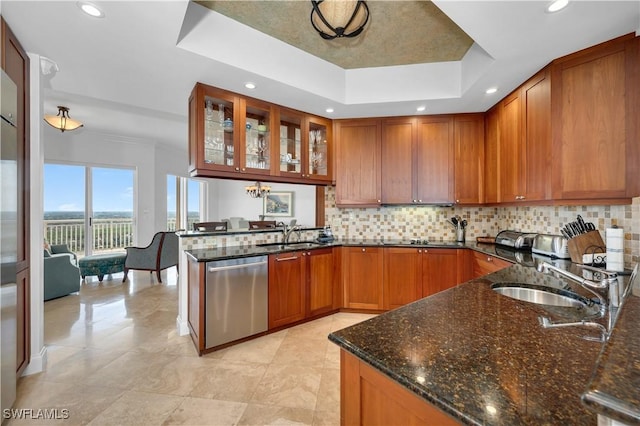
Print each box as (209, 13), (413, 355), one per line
(44, 106), (84, 132)
(246, 181), (271, 198)
(310, 0), (370, 40)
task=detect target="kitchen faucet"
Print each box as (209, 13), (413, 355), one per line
(278, 222), (301, 244)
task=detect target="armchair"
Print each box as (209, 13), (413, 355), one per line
(123, 232), (178, 283)
(44, 245), (81, 301)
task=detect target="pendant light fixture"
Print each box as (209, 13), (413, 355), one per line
(44, 106), (84, 132)
(310, 0), (370, 40)
(245, 181), (271, 198)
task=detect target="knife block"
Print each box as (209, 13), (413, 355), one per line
(567, 230), (605, 264)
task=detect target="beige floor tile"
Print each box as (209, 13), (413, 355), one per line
(315, 368), (340, 413)
(87, 390), (183, 426)
(312, 409), (340, 426)
(323, 342), (341, 369)
(238, 403), (314, 426)
(217, 330), (287, 364)
(189, 360), (268, 402)
(162, 397), (247, 425)
(251, 364), (322, 410)
(271, 336), (328, 369)
(133, 356), (217, 397)
(85, 351), (177, 390)
(38, 347), (126, 385)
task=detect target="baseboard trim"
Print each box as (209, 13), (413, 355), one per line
(21, 346), (47, 376)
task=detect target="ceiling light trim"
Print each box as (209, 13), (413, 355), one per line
(77, 1), (104, 18)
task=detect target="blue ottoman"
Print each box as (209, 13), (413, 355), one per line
(78, 253), (126, 282)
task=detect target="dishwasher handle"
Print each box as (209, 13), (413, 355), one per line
(208, 261), (267, 273)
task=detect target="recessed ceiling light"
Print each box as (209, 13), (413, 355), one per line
(77, 1), (104, 18)
(244, 82), (256, 89)
(325, 108), (334, 113)
(547, 0), (569, 13)
(485, 87), (498, 94)
(416, 106), (426, 112)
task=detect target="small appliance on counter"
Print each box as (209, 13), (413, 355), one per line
(317, 225), (334, 243)
(495, 230), (537, 250)
(532, 234), (571, 259)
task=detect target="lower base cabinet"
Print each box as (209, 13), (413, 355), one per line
(343, 247), (384, 310)
(471, 250), (512, 278)
(340, 350), (459, 425)
(268, 248), (337, 329)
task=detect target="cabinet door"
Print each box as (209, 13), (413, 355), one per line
(307, 115), (333, 182)
(471, 251), (512, 278)
(422, 249), (459, 297)
(306, 248), (336, 317)
(484, 106), (500, 204)
(415, 117), (455, 204)
(454, 114), (485, 205)
(343, 247), (383, 310)
(383, 248), (422, 310)
(278, 108), (305, 179)
(499, 92), (523, 202)
(268, 253), (305, 329)
(522, 69), (551, 201)
(381, 118), (415, 204)
(551, 36), (632, 200)
(241, 98), (273, 176)
(335, 119), (382, 206)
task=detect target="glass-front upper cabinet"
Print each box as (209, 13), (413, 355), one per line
(307, 116), (332, 181)
(242, 99), (272, 175)
(203, 96), (235, 168)
(278, 109), (303, 177)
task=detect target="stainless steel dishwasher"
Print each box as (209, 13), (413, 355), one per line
(205, 255), (268, 347)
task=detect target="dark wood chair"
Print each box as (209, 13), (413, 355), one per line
(248, 220), (277, 229)
(193, 221), (228, 232)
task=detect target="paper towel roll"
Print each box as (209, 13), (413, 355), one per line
(606, 227), (624, 272)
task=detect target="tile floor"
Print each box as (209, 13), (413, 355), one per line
(10, 268), (375, 425)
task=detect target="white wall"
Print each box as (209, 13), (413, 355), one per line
(43, 129), (188, 244)
(206, 179), (316, 227)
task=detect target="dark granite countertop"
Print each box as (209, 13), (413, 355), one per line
(328, 263), (640, 425)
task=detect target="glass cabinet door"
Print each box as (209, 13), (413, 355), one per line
(203, 95), (235, 168)
(243, 102), (271, 174)
(279, 110), (303, 176)
(308, 120), (328, 178)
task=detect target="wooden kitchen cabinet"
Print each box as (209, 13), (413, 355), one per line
(188, 82), (333, 185)
(383, 248), (466, 310)
(551, 34), (639, 201)
(335, 119), (382, 206)
(341, 350), (459, 426)
(306, 248), (337, 317)
(381, 116), (454, 205)
(268, 252), (306, 329)
(343, 247), (384, 310)
(484, 105), (500, 204)
(496, 68), (552, 203)
(454, 114), (485, 205)
(471, 251), (512, 278)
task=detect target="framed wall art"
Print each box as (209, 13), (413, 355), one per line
(263, 191), (293, 217)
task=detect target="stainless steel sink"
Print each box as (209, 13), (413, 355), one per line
(257, 241), (323, 250)
(491, 283), (591, 308)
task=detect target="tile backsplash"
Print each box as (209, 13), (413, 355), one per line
(324, 187), (640, 268)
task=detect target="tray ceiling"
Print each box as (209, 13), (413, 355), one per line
(195, 0), (474, 69)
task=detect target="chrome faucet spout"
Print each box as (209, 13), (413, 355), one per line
(537, 262), (619, 308)
(280, 223), (301, 244)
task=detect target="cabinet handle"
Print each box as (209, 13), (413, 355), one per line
(418, 199), (422, 203)
(487, 257), (493, 262)
(276, 256), (298, 262)
(241, 168), (246, 172)
(307, 251), (311, 256)
(377, 199), (381, 203)
(424, 249), (428, 254)
(418, 249), (422, 253)
(361, 248), (366, 252)
(235, 167), (240, 171)
(456, 199), (460, 203)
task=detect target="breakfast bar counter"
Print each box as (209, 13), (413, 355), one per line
(329, 263), (637, 425)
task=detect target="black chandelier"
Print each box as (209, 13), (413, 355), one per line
(310, 0), (370, 40)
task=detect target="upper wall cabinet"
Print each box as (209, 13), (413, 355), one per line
(188, 83), (333, 185)
(551, 34), (639, 201)
(454, 114), (485, 205)
(335, 119), (382, 207)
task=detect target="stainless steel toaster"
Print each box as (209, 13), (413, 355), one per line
(495, 230), (537, 250)
(532, 234), (571, 259)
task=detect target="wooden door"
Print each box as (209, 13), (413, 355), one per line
(383, 248), (422, 310)
(306, 248), (335, 317)
(306, 115), (333, 182)
(422, 249), (459, 297)
(454, 114), (485, 205)
(522, 68), (551, 201)
(484, 106), (500, 204)
(551, 35), (632, 200)
(343, 247), (384, 310)
(471, 251), (513, 278)
(415, 116), (455, 204)
(268, 253), (305, 328)
(499, 92), (523, 202)
(381, 118), (415, 204)
(335, 119), (382, 206)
